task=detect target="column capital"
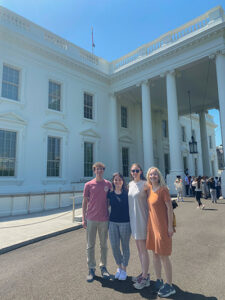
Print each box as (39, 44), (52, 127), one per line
(215, 49), (225, 57)
(108, 92), (116, 99)
(137, 80), (150, 87)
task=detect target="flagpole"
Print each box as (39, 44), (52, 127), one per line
(92, 26), (95, 55)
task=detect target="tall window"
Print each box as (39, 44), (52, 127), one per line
(121, 106), (128, 128)
(0, 130), (17, 176)
(84, 93), (93, 119)
(47, 137), (61, 177)
(183, 156), (187, 171)
(164, 153), (170, 176)
(181, 126), (186, 142)
(122, 147), (129, 177)
(84, 142), (93, 177)
(209, 136), (213, 149)
(162, 120), (168, 138)
(48, 81), (61, 111)
(2, 65), (20, 101)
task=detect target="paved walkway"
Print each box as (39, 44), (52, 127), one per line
(0, 204), (83, 254)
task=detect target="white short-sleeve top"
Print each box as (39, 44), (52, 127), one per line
(128, 180), (148, 240)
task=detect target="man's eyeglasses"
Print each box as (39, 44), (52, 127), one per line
(131, 169), (140, 173)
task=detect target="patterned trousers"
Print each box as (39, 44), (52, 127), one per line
(109, 221), (131, 267)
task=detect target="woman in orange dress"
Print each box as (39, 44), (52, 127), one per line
(146, 167), (176, 298)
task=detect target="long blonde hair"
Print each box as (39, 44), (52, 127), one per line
(146, 167), (166, 188)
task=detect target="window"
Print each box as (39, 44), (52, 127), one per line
(181, 126), (186, 142)
(162, 120), (168, 138)
(0, 130), (17, 176)
(84, 142), (93, 177)
(48, 81), (61, 111)
(47, 137), (61, 177)
(209, 136), (213, 149)
(121, 106), (128, 128)
(122, 147), (129, 177)
(84, 93), (93, 119)
(183, 156), (187, 171)
(1, 65), (20, 101)
(164, 153), (170, 176)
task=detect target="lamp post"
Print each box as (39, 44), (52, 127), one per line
(188, 90), (198, 154)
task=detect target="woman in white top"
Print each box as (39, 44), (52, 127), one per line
(128, 163), (149, 290)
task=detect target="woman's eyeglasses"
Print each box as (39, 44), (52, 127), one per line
(131, 169), (140, 173)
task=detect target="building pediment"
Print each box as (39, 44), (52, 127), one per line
(80, 128), (100, 138)
(42, 120), (68, 132)
(0, 112), (27, 125)
(119, 135), (133, 143)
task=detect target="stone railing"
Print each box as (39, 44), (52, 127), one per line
(111, 6), (225, 72)
(0, 6), (109, 73)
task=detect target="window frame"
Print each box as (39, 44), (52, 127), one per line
(0, 129), (17, 177)
(181, 126), (186, 142)
(83, 92), (94, 120)
(84, 141), (94, 177)
(47, 136), (61, 177)
(1, 64), (20, 102)
(162, 120), (168, 138)
(48, 80), (62, 112)
(121, 105), (128, 129)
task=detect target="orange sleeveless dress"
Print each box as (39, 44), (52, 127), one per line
(146, 186), (172, 256)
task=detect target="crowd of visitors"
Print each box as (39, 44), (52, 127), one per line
(174, 174), (222, 209)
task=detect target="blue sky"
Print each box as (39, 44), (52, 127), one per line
(0, 0), (223, 145)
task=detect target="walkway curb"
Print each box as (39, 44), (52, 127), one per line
(0, 224), (83, 255)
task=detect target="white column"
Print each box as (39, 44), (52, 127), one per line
(141, 81), (154, 174)
(216, 52), (225, 198)
(110, 94), (119, 173)
(199, 112), (210, 176)
(166, 71), (183, 194)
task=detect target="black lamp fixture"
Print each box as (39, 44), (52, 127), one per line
(188, 90), (198, 154)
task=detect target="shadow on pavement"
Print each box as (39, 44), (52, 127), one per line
(94, 277), (217, 300)
(203, 208), (218, 211)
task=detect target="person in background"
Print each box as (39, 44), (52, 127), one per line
(208, 177), (217, 204)
(215, 177), (220, 199)
(192, 176), (205, 209)
(184, 174), (190, 196)
(128, 163), (150, 290)
(188, 176), (193, 196)
(201, 176), (208, 199)
(174, 176), (183, 202)
(191, 176), (196, 197)
(82, 162), (112, 282)
(146, 167), (176, 298)
(108, 173), (131, 281)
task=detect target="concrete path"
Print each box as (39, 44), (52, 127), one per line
(0, 205), (82, 254)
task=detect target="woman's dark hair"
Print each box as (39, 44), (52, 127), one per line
(130, 163), (146, 180)
(111, 172), (127, 192)
(197, 176), (202, 189)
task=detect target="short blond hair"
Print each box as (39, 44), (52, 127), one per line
(92, 162), (105, 171)
(146, 167), (166, 187)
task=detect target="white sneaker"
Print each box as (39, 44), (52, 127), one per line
(133, 275), (150, 289)
(119, 270), (127, 280)
(114, 268), (121, 279)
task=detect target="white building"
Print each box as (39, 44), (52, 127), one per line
(0, 6), (225, 216)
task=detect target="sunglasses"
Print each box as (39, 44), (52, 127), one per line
(131, 169), (140, 173)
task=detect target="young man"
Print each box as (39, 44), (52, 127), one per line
(82, 162), (112, 282)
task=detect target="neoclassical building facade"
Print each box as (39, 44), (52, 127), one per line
(0, 5), (225, 213)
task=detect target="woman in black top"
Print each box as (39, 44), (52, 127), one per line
(108, 173), (131, 281)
